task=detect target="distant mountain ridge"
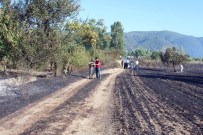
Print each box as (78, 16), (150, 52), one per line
(124, 31), (203, 58)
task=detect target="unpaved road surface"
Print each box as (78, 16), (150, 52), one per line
(0, 68), (123, 135)
(0, 65), (203, 135)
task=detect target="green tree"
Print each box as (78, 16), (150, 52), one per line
(0, 0), (118, 75)
(160, 47), (187, 72)
(129, 48), (150, 59)
(17, 0), (80, 75)
(0, 1), (22, 69)
(65, 19), (111, 57)
(19, 29), (51, 69)
(65, 20), (98, 57)
(91, 19), (111, 50)
(110, 21), (125, 52)
(180, 46), (185, 55)
(150, 51), (160, 60)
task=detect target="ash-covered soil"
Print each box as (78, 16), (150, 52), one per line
(20, 75), (103, 135)
(0, 71), (19, 80)
(0, 70), (89, 119)
(112, 65), (203, 135)
(0, 68), (120, 135)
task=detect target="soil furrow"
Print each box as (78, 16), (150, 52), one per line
(113, 69), (202, 134)
(139, 69), (203, 133)
(135, 76), (199, 134)
(140, 74), (203, 131)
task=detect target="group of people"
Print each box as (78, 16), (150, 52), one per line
(121, 57), (184, 73)
(67, 56), (184, 80)
(121, 58), (139, 71)
(88, 57), (101, 79)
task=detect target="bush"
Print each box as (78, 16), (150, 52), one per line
(141, 60), (162, 68)
(59, 44), (90, 73)
(150, 51), (161, 60)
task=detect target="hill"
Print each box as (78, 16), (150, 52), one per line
(124, 31), (203, 58)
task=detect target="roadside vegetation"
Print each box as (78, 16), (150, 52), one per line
(0, 0), (124, 76)
(128, 47), (202, 72)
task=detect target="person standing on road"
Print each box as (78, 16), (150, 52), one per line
(124, 58), (129, 69)
(95, 57), (101, 79)
(135, 60), (139, 71)
(88, 58), (95, 79)
(180, 64), (184, 73)
(130, 59), (133, 70)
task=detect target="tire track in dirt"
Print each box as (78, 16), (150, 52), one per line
(113, 70), (202, 135)
(62, 68), (123, 135)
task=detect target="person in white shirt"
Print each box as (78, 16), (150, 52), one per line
(124, 59), (129, 69)
(135, 60), (139, 71)
(180, 64), (183, 73)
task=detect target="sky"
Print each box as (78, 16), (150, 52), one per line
(79, 0), (203, 37)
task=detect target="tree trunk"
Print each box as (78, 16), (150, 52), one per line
(53, 62), (57, 77)
(3, 64), (8, 76)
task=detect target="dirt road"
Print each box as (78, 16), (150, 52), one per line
(0, 68), (123, 135)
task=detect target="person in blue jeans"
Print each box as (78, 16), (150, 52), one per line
(135, 60), (139, 71)
(95, 57), (101, 79)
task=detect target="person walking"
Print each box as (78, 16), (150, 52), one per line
(88, 58), (95, 79)
(95, 57), (101, 79)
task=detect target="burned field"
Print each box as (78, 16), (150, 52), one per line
(0, 69), (115, 135)
(0, 64), (202, 135)
(112, 65), (203, 135)
(0, 71), (89, 119)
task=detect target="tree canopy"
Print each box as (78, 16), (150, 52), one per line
(0, 1), (124, 76)
(110, 21), (125, 53)
(160, 47), (187, 72)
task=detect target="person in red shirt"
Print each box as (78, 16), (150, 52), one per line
(95, 57), (101, 79)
